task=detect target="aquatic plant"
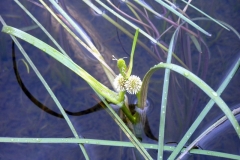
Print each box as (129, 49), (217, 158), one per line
(0, 0), (239, 159)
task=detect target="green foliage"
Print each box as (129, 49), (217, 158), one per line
(0, 0), (240, 160)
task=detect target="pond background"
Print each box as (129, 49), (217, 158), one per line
(0, 0), (240, 159)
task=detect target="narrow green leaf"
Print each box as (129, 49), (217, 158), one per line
(1, 21), (152, 160)
(95, 0), (157, 43)
(169, 53), (240, 160)
(147, 62), (240, 137)
(192, 17), (240, 39)
(14, 0), (69, 58)
(1, 25), (121, 104)
(180, 0), (229, 30)
(0, 137), (240, 159)
(188, 33), (202, 53)
(0, 19), (89, 159)
(84, 0), (188, 69)
(178, 106), (240, 159)
(140, 62), (240, 160)
(94, 90), (153, 160)
(157, 26), (180, 160)
(126, 28), (139, 78)
(48, 0), (96, 50)
(39, 0), (116, 86)
(155, 0), (211, 36)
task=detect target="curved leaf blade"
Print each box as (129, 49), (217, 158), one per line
(1, 25), (120, 104)
(155, 0), (211, 36)
(144, 62), (240, 137)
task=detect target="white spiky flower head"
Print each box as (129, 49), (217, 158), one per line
(113, 74), (126, 92)
(125, 75), (142, 94)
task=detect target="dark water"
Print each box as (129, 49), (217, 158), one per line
(0, 0), (240, 159)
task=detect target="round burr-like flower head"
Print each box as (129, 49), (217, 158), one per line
(125, 75), (142, 94)
(113, 74), (126, 92)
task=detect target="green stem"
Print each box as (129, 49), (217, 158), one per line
(118, 91), (125, 103)
(121, 104), (138, 124)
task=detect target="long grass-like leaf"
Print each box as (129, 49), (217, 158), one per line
(136, 22), (180, 158)
(155, 0), (211, 36)
(152, 62), (240, 133)
(178, 106), (240, 159)
(48, 0), (96, 51)
(83, 0), (158, 58)
(0, 17), (90, 159)
(192, 17), (240, 39)
(168, 53), (240, 160)
(14, 0), (69, 58)
(188, 33), (202, 53)
(133, 0), (197, 37)
(0, 136), (240, 159)
(180, 0), (230, 30)
(95, 0), (157, 43)
(2, 23), (148, 158)
(126, 29), (139, 78)
(83, 0), (188, 69)
(158, 27), (180, 160)
(1, 23), (153, 160)
(1, 25), (122, 104)
(94, 89), (153, 160)
(142, 62), (240, 160)
(39, 0), (116, 86)
(49, 0), (97, 53)
(2, 25), (151, 157)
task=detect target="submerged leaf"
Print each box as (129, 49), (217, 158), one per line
(188, 33), (202, 53)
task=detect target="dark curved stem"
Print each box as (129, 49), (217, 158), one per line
(126, 1), (160, 38)
(12, 41), (103, 118)
(107, 0), (153, 30)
